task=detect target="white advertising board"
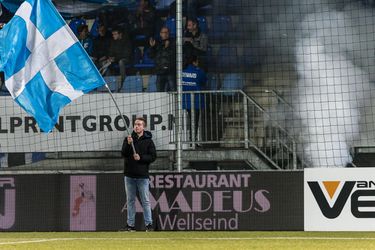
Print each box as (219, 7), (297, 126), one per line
(0, 93), (176, 152)
(305, 168), (375, 231)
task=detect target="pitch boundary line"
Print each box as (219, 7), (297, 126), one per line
(0, 239), (76, 245)
(2, 236), (375, 245)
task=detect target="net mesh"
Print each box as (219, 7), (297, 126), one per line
(0, 0), (375, 170)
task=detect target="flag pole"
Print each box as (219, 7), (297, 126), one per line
(104, 83), (137, 154)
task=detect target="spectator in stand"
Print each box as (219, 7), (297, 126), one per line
(132, 0), (156, 40)
(92, 24), (111, 69)
(77, 24), (93, 57)
(104, 27), (133, 87)
(148, 26), (176, 92)
(183, 18), (208, 69)
(182, 55), (206, 144)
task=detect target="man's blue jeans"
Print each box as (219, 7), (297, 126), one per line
(124, 176), (153, 227)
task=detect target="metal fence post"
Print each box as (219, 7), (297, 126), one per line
(176, 0), (183, 172)
(243, 94), (249, 149)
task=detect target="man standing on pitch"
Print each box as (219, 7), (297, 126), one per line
(121, 117), (156, 232)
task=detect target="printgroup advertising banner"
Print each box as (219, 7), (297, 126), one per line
(0, 93), (175, 152)
(0, 171), (303, 231)
(305, 168), (375, 231)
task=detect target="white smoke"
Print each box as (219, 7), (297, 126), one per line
(211, 0), (375, 167)
(292, 5), (375, 167)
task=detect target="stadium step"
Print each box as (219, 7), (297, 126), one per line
(181, 149), (278, 170)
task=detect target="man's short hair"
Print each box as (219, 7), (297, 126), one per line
(111, 26), (123, 34)
(160, 26), (169, 32)
(184, 54), (198, 67)
(77, 24), (88, 33)
(134, 117), (147, 126)
(187, 18), (199, 26)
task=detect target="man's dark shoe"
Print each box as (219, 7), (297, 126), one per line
(145, 224), (154, 232)
(120, 224), (136, 232)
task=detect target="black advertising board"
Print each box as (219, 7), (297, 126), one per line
(0, 171), (303, 231)
(0, 175), (61, 231)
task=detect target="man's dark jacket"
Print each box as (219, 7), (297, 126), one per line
(148, 39), (176, 75)
(121, 131), (156, 178)
(109, 37), (133, 63)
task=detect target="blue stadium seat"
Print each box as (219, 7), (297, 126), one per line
(32, 152), (46, 162)
(133, 47), (142, 64)
(217, 45), (238, 70)
(148, 0), (157, 6)
(6, 152), (45, 167)
(209, 15), (232, 41)
(225, 0), (242, 14)
(120, 75), (143, 93)
(143, 48), (155, 65)
(134, 34), (147, 42)
(243, 46), (261, 67)
(147, 75), (157, 92)
(165, 16), (176, 38)
(206, 73), (219, 90)
(221, 73), (244, 95)
(69, 17), (86, 36)
(133, 47), (155, 69)
(89, 17), (99, 38)
(97, 76), (118, 92)
(156, 0), (174, 9)
(0, 153), (7, 167)
(197, 16), (208, 33)
(205, 45), (216, 71)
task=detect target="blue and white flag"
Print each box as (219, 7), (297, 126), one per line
(0, 0), (105, 132)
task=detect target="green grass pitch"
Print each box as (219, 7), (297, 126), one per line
(0, 231), (375, 249)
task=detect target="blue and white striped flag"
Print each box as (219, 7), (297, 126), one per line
(0, 0), (105, 132)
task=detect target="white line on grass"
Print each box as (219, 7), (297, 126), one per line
(2, 236), (375, 245)
(0, 238), (76, 245)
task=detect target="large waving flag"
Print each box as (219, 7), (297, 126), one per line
(0, 0), (105, 132)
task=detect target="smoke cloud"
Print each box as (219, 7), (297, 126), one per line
(291, 4), (375, 167)
(212, 0), (375, 167)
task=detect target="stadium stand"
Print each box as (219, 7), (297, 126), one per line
(1, 0), (373, 173)
(133, 47), (156, 69)
(96, 76), (118, 92)
(68, 17), (86, 36)
(217, 45), (238, 71)
(164, 16), (176, 38)
(196, 16), (208, 33)
(155, 0), (174, 10)
(120, 75), (143, 93)
(221, 73), (244, 92)
(146, 74), (158, 92)
(209, 15), (232, 41)
(206, 73), (219, 90)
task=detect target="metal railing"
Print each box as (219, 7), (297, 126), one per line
(246, 88), (310, 169)
(170, 90), (304, 169)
